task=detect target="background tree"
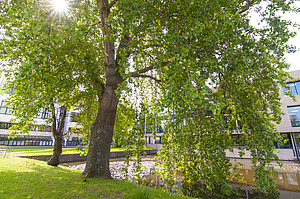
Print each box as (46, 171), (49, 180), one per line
(0, 0), (103, 166)
(113, 102), (136, 147)
(1, 0), (299, 196)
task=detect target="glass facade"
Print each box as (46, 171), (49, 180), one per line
(294, 132), (300, 148)
(283, 81), (300, 95)
(231, 133), (293, 149)
(0, 134), (53, 146)
(66, 137), (81, 146)
(288, 106), (300, 127)
(0, 134), (83, 146)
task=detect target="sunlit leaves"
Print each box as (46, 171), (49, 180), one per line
(1, 0), (299, 196)
(0, 0), (103, 134)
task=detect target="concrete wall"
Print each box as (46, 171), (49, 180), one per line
(276, 149), (297, 161)
(145, 143), (162, 151)
(225, 148), (296, 161)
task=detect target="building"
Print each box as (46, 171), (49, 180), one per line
(275, 70), (300, 160)
(144, 70), (300, 161)
(0, 75), (81, 147)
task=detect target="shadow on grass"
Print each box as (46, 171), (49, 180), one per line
(0, 157), (191, 199)
(0, 158), (127, 199)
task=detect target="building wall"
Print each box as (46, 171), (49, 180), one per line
(225, 148), (296, 161)
(277, 70), (300, 133)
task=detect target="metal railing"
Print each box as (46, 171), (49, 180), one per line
(0, 146), (10, 158)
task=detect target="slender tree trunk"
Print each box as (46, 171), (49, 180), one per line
(83, 86), (119, 178)
(48, 132), (63, 166)
(48, 104), (67, 166)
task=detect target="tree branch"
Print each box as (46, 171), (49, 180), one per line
(57, 107), (67, 134)
(116, 32), (132, 61)
(51, 100), (57, 134)
(91, 78), (105, 100)
(239, 0), (256, 14)
(130, 74), (162, 84)
(130, 61), (169, 75)
(136, 65), (155, 74)
(108, 0), (118, 10)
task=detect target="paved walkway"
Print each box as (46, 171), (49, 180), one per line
(66, 156), (300, 182)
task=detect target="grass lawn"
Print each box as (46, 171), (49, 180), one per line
(0, 157), (191, 199)
(8, 147), (139, 156)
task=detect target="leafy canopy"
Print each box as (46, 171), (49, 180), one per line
(0, 0), (299, 197)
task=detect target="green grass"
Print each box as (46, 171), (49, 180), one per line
(0, 157), (191, 199)
(8, 147), (139, 156)
(9, 147), (78, 156)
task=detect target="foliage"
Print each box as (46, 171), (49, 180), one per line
(0, 0), (103, 135)
(0, 0), (299, 197)
(181, 180), (241, 199)
(114, 102), (136, 147)
(73, 98), (136, 147)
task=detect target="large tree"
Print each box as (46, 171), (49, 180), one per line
(1, 0), (299, 196)
(0, 0), (102, 165)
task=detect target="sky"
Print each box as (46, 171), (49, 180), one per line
(281, 8), (300, 72)
(249, 1), (300, 72)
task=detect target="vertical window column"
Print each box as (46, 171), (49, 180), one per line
(287, 106), (300, 127)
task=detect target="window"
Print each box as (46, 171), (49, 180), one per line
(30, 125), (51, 132)
(0, 101), (13, 115)
(283, 81), (300, 95)
(70, 112), (78, 122)
(0, 122), (13, 129)
(155, 137), (162, 144)
(273, 133), (293, 149)
(287, 106), (300, 127)
(294, 132), (300, 148)
(38, 109), (51, 119)
(0, 134), (53, 146)
(0, 101), (8, 114)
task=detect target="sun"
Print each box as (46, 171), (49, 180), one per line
(50, 0), (70, 15)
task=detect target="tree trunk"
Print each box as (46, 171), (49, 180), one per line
(83, 86), (119, 178)
(47, 133), (62, 166)
(47, 104), (67, 166)
(82, 0), (123, 178)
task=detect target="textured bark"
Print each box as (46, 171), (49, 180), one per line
(47, 104), (67, 166)
(82, 0), (124, 178)
(83, 86), (120, 178)
(47, 132), (62, 166)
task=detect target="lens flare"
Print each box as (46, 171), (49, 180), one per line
(50, 0), (69, 15)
